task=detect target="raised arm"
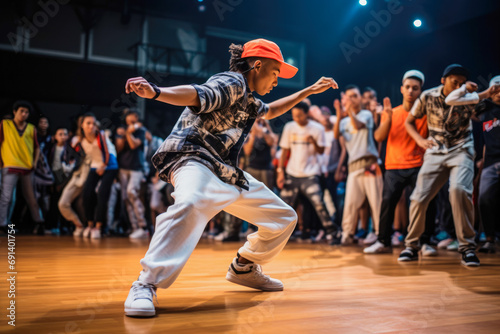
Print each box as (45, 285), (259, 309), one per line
(445, 81), (499, 106)
(125, 77), (201, 107)
(265, 77), (338, 120)
(374, 97), (392, 142)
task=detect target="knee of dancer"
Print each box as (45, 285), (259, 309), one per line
(449, 185), (472, 201)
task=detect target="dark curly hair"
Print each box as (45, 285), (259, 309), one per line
(229, 43), (258, 73)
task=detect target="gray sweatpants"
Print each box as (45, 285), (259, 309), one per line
(405, 147), (476, 253)
(0, 169), (43, 225)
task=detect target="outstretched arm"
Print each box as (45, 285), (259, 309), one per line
(374, 97), (393, 142)
(264, 77), (338, 120)
(125, 77), (201, 107)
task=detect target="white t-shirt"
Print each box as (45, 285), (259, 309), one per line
(279, 120), (326, 177)
(339, 110), (378, 164)
(52, 145), (64, 171)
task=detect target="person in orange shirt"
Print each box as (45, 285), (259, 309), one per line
(364, 70), (431, 254)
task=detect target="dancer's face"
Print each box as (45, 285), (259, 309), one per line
(401, 78), (422, 104)
(249, 59), (280, 96)
(441, 74), (466, 96)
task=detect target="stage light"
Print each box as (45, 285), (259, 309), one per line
(413, 19), (422, 28)
(359, 0), (367, 6)
(198, 4), (206, 12)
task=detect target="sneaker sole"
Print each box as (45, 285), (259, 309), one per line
(124, 308), (156, 317)
(461, 260), (480, 267)
(226, 272), (283, 292)
(397, 257), (418, 262)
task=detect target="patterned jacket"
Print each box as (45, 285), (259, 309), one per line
(152, 71), (269, 190)
(411, 85), (474, 153)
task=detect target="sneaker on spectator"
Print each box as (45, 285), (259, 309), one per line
(82, 226), (91, 238)
(226, 257), (283, 291)
(363, 232), (378, 245)
(73, 226), (84, 237)
(461, 250), (480, 267)
(364, 241), (392, 254)
(90, 228), (101, 239)
(129, 228), (149, 240)
(341, 233), (354, 245)
(446, 240), (459, 251)
(398, 247), (419, 262)
(437, 238), (454, 249)
(391, 232), (402, 247)
(124, 281), (157, 317)
(314, 230), (325, 242)
(214, 231), (227, 241)
(354, 228), (367, 240)
(421, 244), (437, 257)
(478, 242), (496, 254)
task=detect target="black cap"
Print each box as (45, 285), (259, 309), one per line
(442, 64), (469, 79)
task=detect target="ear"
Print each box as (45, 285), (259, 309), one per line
(400, 85), (404, 95)
(253, 59), (263, 72)
(441, 77), (445, 85)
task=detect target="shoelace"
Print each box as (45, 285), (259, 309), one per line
(133, 283), (158, 305)
(250, 265), (271, 282)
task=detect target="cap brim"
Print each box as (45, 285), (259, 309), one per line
(279, 62), (298, 79)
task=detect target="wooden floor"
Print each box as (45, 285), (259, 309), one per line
(1, 236), (500, 334)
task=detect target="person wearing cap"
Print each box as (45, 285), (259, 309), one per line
(399, 64), (496, 266)
(444, 75), (500, 254)
(122, 38), (338, 317)
(364, 70), (437, 254)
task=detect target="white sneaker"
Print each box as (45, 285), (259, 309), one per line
(82, 226), (91, 238)
(73, 226), (84, 237)
(364, 241), (392, 254)
(437, 238), (453, 249)
(129, 228), (149, 240)
(446, 240), (459, 251)
(214, 231), (227, 241)
(90, 228), (101, 239)
(226, 257), (283, 291)
(124, 281), (157, 317)
(363, 232), (378, 245)
(421, 244), (437, 257)
(391, 232), (402, 246)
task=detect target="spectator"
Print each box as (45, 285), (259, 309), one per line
(399, 64), (495, 266)
(78, 113), (119, 239)
(277, 101), (340, 242)
(115, 109), (148, 239)
(0, 101), (45, 233)
(333, 85), (383, 245)
(364, 70), (436, 255)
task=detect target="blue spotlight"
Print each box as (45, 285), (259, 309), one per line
(359, 0), (367, 6)
(413, 19), (422, 28)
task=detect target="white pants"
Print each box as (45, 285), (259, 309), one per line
(341, 166), (383, 238)
(138, 161), (297, 289)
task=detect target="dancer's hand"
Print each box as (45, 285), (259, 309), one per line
(125, 77), (156, 99)
(307, 77), (338, 95)
(465, 81), (478, 93)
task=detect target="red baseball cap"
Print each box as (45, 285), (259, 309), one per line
(241, 39), (298, 79)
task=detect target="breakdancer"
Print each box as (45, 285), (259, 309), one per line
(124, 38), (338, 317)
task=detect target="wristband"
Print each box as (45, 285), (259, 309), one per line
(149, 82), (161, 100)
